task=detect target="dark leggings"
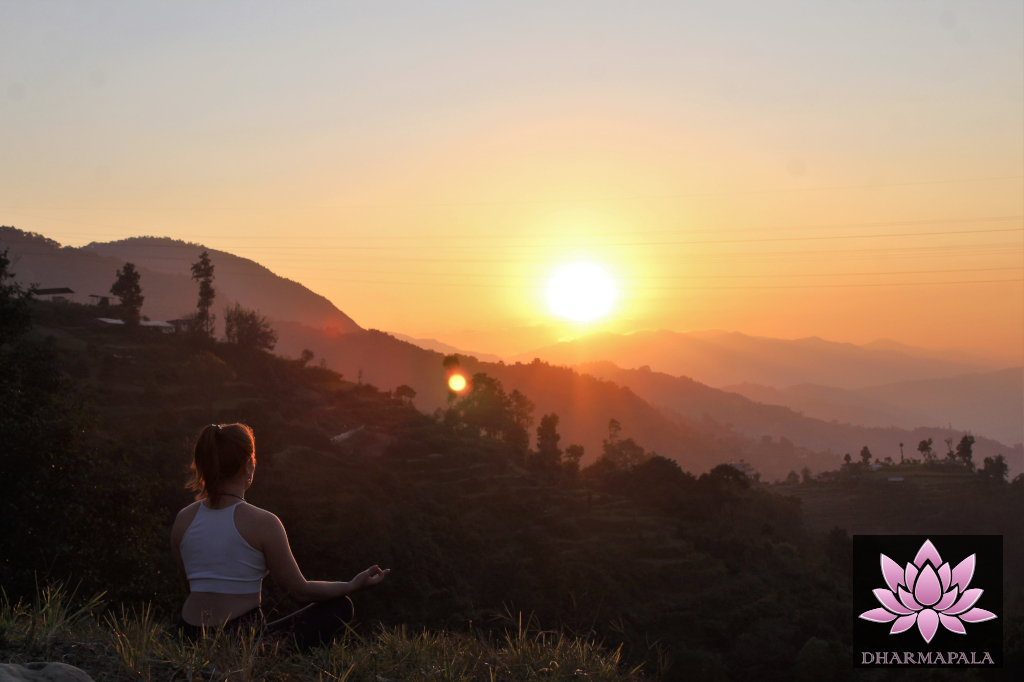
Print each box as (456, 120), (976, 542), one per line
(176, 596), (355, 650)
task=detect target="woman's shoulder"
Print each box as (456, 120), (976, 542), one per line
(235, 501), (278, 526)
(174, 500), (202, 522)
(170, 501), (202, 543)
(233, 502), (281, 551)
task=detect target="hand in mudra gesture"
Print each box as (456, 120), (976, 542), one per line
(354, 565), (390, 590)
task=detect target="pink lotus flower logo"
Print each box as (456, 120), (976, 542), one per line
(859, 539), (997, 643)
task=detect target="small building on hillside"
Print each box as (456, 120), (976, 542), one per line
(32, 287), (75, 302)
(88, 294), (114, 306)
(140, 320), (176, 334)
(93, 318), (125, 328)
(167, 318), (189, 333)
(92, 318), (176, 333)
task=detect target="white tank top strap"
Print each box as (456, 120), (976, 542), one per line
(179, 500), (269, 594)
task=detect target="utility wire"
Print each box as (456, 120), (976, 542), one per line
(132, 226), (1020, 251)
(7, 241), (1020, 265)
(8, 241), (1021, 266)
(291, 276), (1024, 291)
(8, 214), (1022, 243)
(2, 174), (1021, 210)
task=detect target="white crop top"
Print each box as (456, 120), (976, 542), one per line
(179, 500), (269, 594)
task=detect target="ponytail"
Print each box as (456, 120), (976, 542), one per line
(187, 423), (255, 506)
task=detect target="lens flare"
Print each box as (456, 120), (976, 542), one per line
(448, 374), (467, 392)
(546, 262), (616, 322)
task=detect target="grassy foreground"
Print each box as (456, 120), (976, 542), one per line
(0, 585), (647, 682)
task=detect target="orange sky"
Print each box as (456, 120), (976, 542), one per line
(1, 2), (1022, 360)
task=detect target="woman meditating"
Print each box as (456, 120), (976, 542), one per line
(171, 423), (389, 648)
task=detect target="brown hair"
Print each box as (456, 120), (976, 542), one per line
(187, 423), (256, 506)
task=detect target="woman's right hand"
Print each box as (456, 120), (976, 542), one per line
(353, 565), (390, 590)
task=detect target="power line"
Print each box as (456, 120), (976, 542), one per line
(156, 265), (1024, 280)
(2, 174), (1021, 211)
(140, 226), (1021, 251)
(290, 275), (1024, 291)
(7, 241), (1020, 265)
(239, 243), (1024, 264)
(7, 213), (1022, 244)
(8, 222), (1021, 254)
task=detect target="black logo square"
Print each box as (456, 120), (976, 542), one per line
(852, 535), (1002, 668)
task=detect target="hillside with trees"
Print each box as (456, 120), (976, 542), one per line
(0, 227), (360, 335)
(270, 324), (841, 479)
(3, 249), (1022, 679)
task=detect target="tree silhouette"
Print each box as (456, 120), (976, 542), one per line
(980, 454), (1008, 482)
(0, 246), (31, 344)
(299, 349), (315, 367)
(395, 384), (417, 404)
(955, 435), (975, 470)
(943, 437), (956, 462)
(534, 413), (562, 469)
(445, 372), (535, 458)
(590, 417), (649, 472)
(223, 303), (277, 351)
(508, 389), (535, 432)
(607, 418), (622, 443)
(917, 438), (933, 461)
(562, 444), (585, 476)
(110, 262), (144, 326)
(859, 446), (872, 466)
(189, 251), (215, 338)
(843, 453), (852, 465)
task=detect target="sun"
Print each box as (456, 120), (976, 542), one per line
(545, 262), (617, 322)
(448, 374), (467, 392)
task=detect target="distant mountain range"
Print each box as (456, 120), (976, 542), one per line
(723, 367), (1023, 447)
(1, 228), (360, 335)
(388, 332), (502, 363)
(6, 226), (1019, 477)
(512, 329), (1004, 390)
(575, 361), (1020, 476)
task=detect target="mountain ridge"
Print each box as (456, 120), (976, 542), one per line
(576, 360), (1021, 477)
(1, 228), (361, 334)
(511, 328), (1000, 389)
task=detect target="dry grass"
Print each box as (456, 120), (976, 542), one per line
(0, 586), (650, 682)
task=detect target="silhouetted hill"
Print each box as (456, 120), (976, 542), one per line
(272, 323), (836, 478)
(577, 361), (1022, 477)
(389, 332), (503, 363)
(512, 329), (998, 389)
(0, 228), (361, 334)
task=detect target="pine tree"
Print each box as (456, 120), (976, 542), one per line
(189, 251), (216, 337)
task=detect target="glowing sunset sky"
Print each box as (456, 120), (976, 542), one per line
(1, 1), (1021, 358)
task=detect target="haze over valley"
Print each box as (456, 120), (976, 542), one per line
(6, 225), (1020, 480)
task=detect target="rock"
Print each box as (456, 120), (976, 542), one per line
(0, 663), (94, 682)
